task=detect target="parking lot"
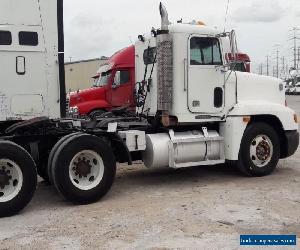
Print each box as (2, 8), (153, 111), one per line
(0, 96), (299, 250)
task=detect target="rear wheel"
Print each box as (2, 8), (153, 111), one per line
(47, 132), (82, 184)
(237, 122), (280, 177)
(52, 134), (116, 204)
(0, 141), (37, 217)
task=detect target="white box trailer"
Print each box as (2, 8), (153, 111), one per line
(0, 1), (298, 217)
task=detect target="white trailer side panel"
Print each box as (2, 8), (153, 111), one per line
(0, 0), (61, 121)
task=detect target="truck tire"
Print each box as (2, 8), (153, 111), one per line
(47, 132), (82, 184)
(89, 110), (105, 119)
(237, 122), (280, 177)
(52, 134), (116, 204)
(0, 141), (37, 217)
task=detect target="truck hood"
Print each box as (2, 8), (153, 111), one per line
(69, 87), (106, 107)
(236, 72), (285, 105)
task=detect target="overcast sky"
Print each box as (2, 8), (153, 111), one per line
(64, 0), (300, 74)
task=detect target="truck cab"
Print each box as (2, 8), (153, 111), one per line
(68, 46), (135, 117)
(134, 4), (298, 166)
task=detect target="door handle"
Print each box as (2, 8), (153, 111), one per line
(214, 87), (223, 108)
(183, 58), (187, 91)
(16, 56), (26, 75)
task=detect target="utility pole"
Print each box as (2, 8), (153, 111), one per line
(258, 63), (263, 75)
(266, 55), (270, 76)
(275, 47), (279, 78)
(281, 56), (285, 79)
(298, 47), (300, 68)
(290, 27), (299, 69)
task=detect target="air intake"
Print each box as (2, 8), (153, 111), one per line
(157, 3), (173, 111)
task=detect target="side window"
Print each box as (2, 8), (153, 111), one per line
(120, 70), (130, 84)
(19, 31), (38, 46)
(0, 31), (12, 45)
(114, 70), (130, 86)
(190, 37), (222, 65)
(143, 47), (157, 65)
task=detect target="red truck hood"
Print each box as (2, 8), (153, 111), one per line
(69, 87), (106, 106)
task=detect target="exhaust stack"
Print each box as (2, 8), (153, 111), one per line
(159, 2), (170, 31)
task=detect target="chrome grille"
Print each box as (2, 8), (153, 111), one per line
(65, 96), (70, 114)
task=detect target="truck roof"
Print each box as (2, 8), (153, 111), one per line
(169, 23), (221, 36)
(96, 45), (135, 75)
(110, 45), (135, 68)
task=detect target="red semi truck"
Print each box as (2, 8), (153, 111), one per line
(68, 45), (250, 118)
(68, 45), (135, 117)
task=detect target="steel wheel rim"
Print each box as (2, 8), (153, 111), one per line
(250, 134), (273, 167)
(69, 150), (104, 191)
(0, 159), (23, 202)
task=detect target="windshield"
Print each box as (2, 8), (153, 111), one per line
(94, 71), (112, 87)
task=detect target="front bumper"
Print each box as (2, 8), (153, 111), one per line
(282, 130), (299, 158)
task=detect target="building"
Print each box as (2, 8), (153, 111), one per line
(65, 57), (108, 92)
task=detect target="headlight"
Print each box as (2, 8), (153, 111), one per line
(68, 106), (79, 115)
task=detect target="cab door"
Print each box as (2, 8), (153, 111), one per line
(111, 69), (132, 107)
(187, 36), (225, 114)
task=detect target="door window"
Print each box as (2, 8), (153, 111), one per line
(96, 71), (111, 87)
(113, 70), (130, 87)
(190, 37), (222, 65)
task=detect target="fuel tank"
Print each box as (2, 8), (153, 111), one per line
(143, 130), (222, 168)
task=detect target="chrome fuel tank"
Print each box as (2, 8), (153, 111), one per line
(143, 130), (223, 168)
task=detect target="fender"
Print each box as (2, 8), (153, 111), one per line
(220, 101), (298, 161)
(77, 100), (111, 115)
(220, 116), (247, 161)
(228, 101), (298, 131)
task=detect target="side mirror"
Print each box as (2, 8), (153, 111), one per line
(229, 30), (238, 61)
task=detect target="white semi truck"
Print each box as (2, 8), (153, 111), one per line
(0, 0), (298, 217)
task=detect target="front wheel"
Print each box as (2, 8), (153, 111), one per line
(237, 122), (280, 177)
(52, 134), (116, 204)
